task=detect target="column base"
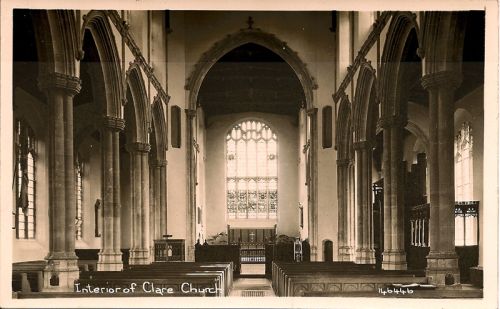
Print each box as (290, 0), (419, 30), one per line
(425, 251), (460, 286)
(338, 246), (354, 262)
(129, 249), (151, 265)
(310, 245), (318, 262)
(382, 250), (407, 270)
(97, 251), (123, 271)
(355, 248), (376, 264)
(186, 245), (195, 262)
(43, 254), (79, 292)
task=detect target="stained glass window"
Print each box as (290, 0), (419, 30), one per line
(15, 119), (36, 239)
(226, 120), (277, 219)
(75, 156), (83, 240)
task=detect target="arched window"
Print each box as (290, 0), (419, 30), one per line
(15, 119), (36, 239)
(75, 156), (83, 240)
(454, 122), (478, 246)
(455, 122), (473, 201)
(226, 120), (277, 220)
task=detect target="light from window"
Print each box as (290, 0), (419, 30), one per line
(226, 120), (277, 220)
(454, 122), (478, 246)
(75, 157), (83, 240)
(15, 119), (36, 239)
(455, 122), (473, 201)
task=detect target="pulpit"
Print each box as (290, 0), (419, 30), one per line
(154, 239), (185, 262)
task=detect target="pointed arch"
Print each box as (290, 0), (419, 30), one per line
(151, 96), (168, 162)
(125, 63), (150, 144)
(185, 29), (317, 111)
(353, 60), (378, 143)
(335, 94), (352, 161)
(420, 12), (467, 76)
(379, 12), (421, 118)
(81, 10), (123, 118)
(31, 10), (79, 77)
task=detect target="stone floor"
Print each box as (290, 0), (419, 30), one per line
(240, 263), (265, 275)
(229, 278), (275, 297)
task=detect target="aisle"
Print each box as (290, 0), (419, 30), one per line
(229, 278), (276, 297)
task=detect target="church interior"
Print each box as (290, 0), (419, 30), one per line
(7, 8), (493, 300)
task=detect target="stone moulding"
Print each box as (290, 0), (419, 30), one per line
(105, 10), (170, 106)
(184, 27), (318, 111)
(332, 11), (393, 104)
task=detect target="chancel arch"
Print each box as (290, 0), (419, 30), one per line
(187, 31), (320, 261)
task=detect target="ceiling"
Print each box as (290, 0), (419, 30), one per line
(198, 43), (305, 117)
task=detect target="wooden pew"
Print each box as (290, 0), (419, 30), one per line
(12, 260), (46, 292)
(127, 262), (233, 295)
(78, 262), (232, 297)
(272, 261), (427, 296)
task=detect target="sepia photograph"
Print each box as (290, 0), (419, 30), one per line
(0, 0), (498, 308)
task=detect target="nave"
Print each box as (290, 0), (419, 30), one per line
(7, 7), (493, 304)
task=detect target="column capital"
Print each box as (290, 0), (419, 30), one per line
(421, 70), (462, 91)
(102, 116), (125, 131)
(126, 142), (151, 153)
(185, 109), (197, 118)
(38, 72), (82, 96)
(353, 140), (374, 151)
(336, 158), (352, 167)
(379, 115), (407, 129)
(151, 158), (167, 167)
(306, 107), (318, 116)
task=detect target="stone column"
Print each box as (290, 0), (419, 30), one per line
(337, 158), (354, 261)
(151, 159), (168, 239)
(381, 116), (407, 270)
(421, 71), (461, 285)
(354, 141), (376, 264)
(348, 160), (356, 261)
(306, 108), (318, 261)
(127, 142), (151, 265)
(39, 72), (81, 291)
(159, 160), (167, 237)
(97, 116), (124, 271)
(186, 109), (197, 261)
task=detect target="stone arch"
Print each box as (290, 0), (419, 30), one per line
(125, 63), (151, 144)
(335, 94), (352, 161)
(353, 60), (378, 143)
(405, 121), (429, 154)
(81, 10), (123, 118)
(31, 10), (79, 77)
(420, 12), (467, 76)
(151, 96), (168, 163)
(185, 29), (318, 111)
(379, 12), (421, 118)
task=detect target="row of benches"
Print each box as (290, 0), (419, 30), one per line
(77, 262), (233, 297)
(272, 261), (427, 296)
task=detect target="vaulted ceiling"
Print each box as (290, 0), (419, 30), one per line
(198, 43), (305, 117)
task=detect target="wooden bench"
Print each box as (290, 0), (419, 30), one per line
(128, 262), (233, 295)
(78, 262), (232, 297)
(272, 261), (427, 296)
(12, 260), (46, 292)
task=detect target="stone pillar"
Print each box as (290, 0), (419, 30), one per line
(127, 142), (151, 265)
(306, 108), (318, 261)
(354, 141), (376, 264)
(97, 116), (125, 271)
(39, 72), (81, 291)
(421, 71), (461, 285)
(337, 158), (354, 261)
(186, 109), (197, 261)
(159, 160), (167, 237)
(381, 116), (407, 270)
(151, 159), (168, 239)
